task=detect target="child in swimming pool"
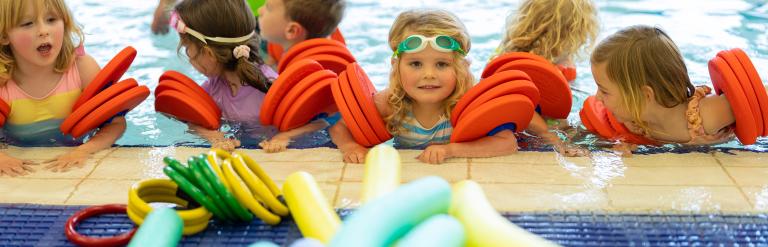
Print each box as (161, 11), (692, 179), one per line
(591, 25), (736, 153)
(255, 0), (346, 153)
(496, 0), (598, 154)
(172, 0), (276, 151)
(330, 9), (520, 164)
(0, 0), (126, 176)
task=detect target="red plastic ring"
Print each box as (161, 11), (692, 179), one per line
(65, 204), (137, 247)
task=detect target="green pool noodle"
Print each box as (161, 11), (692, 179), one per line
(128, 207), (183, 247)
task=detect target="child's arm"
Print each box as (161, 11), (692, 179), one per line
(418, 130), (518, 164)
(44, 117), (127, 172)
(525, 112), (585, 156)
(329, 121), (368, 163)
(188, 124), (241, 152)
(0, 152), (38, 176)
(259, 120), (328, 153)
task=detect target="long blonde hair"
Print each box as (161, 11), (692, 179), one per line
(175, 0), (270, 93)
(591, 25), (694, 133)
(385, 9), (474, 135)
(0, 0), (83, 86)
(498, 0), (598, 63)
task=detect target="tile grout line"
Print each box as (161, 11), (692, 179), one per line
(332, 162), (347, 207)
(63, 148), (118, 204)
(466, 158), (472, 180)
(713, 151), (755, 208)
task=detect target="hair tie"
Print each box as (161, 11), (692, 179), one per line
(233, 45), (250, 59)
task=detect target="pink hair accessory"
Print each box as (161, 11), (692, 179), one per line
(233, 45), (250, 59)
(169, 11), (185, 34)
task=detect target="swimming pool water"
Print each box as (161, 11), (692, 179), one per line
(66, 0), (768, 150)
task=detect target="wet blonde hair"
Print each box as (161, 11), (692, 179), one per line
(175, 0), (270, 93)
(385, 9), (474, 135)
(591, 25), (694, 132)
(498, 0), (598, 63)
(0, 0), (83, 86)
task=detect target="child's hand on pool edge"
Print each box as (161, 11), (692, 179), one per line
(212, 137), (241, 152)
(259, 133), (292, 153)
(0, 153), (38, 176)
(44, 149), (89, 173)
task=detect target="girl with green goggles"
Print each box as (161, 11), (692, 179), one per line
(393, 35), (467, 57)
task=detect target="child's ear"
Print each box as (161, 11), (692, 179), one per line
(641, 85), (655, 103)
(285, 22), (307, 41)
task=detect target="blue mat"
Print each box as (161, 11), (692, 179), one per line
(1, 204), (767, 246)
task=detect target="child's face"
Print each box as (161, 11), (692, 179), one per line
(592, 63), (632, 123)
(258, 0), (291, 44)
(6, 6), (64, 69)
(184, 43), (219, 78)
(398, 45), (457, 106)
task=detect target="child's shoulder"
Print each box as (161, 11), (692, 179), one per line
(75, 53), (100, 88)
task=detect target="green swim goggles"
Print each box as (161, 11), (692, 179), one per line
(393, 35), (466, 58)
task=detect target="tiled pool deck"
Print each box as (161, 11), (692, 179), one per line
(1, 146), (766, 214)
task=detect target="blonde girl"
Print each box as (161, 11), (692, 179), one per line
(592, 25), (735, 149)
(330, 9), (519, 164)
(0, 0), (126, 175)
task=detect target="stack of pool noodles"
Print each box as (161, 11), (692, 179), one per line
(56, 46), (150, 138)
(154, 70), (222, 130)
(481, 52), (573, 120)
(128, 150), (289, 235)
(267, 28), (347, 65)
(580, 48), (768, 145)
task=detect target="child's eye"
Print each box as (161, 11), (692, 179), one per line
(46, 17), (57, 23)
(20, 22), (33, 27)
(408, 61), (422, 68)
(436, 61), (451, 68)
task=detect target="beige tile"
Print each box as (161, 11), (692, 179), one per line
(89, 157), (167, 180)
(259, 162), (344, 182)
(2, 146), (113, 161)
(724, 167), (768, 186)
(336, 182), (362, 209)
(343, 163), (466, 183)
(66, 179), (137, 205)
(398, 149), (468, 164)
(0, 178), (80, 204)
(479, 183), (610, 212)
(714, 151), (768, 167)
(238, 147), (342, 162)
(470, 151), (554, 164)
(741, 186), (768, 211)
(471, 164), (587, 185)
(607, 185), (751, 213)
(622, 153), (719, 167)
(612, 167), (733, 186)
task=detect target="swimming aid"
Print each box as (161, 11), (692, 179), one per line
(579, 48), (768, 145)
(154, 71), (221, 130)
(329, 62), (393, 147)
(260, 59), (324, 125)
(267, 28), (347, 64)
(276, 38), (355, 74)
(449, 70), (540, 143)
(709, 48), (768, 145)
(59, 46), (149, 138)
(481, 52), (572, 119)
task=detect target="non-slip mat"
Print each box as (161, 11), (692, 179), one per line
(2, 204), (767, 246)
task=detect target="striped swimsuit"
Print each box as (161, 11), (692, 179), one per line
(393, 112), (452, 149)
